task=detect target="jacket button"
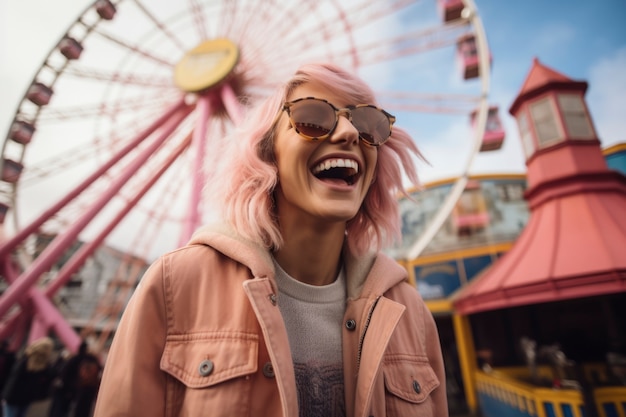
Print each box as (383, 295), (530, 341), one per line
(262, 362), (275, 378)
(345, 319), (356, 330)
(412, 380), (421, 393)
(198, 360), (214, 377)
(269, 293), (277, 306)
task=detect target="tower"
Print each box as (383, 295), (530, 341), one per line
(455, 57), (626, 314)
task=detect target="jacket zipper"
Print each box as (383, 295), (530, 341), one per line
(356, 296), (381, 369)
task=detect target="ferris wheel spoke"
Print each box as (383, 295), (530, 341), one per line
(19, 103), (182, 185)
(19, 146), (101, 185)
(35, 91), (180, 122)
(353, 22), (471, 67)
(132, 0), (187, 51)
(63, 66), (171, 87)
(91, 27), (176, 67)
(238, 4), (324, 63)
(223, 0), (283, 44)
(379, 91), (481, 114)
(187, 0), (209, 41)
(213, 1), (234, 37)
(220, 2), (270, 43)
(349, 0), (419, 20)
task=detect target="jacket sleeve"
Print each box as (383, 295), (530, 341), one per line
(94, 258), (168, 417)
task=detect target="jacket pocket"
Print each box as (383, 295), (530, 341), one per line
(160, 332), (259, 388)
(382, 354), (440, 412)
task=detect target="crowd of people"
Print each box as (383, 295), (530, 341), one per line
(0, 338), (101, 417)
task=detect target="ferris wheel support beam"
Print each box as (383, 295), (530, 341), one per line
(0, 104), (193, 319)
(221, 83), (244, 124)
(27, 289), (80, 349)
(0, 117), (193, 350)
(0, 258), (81, 350)
(404, 0), (491, 261)
(0, 97), (190, 260)
(45, 131), (193, 299)
(78, 133), (194, 353)
(0, 259), (33, 335)
(180, 94), (212, 246)
(5, 310), (30, 352)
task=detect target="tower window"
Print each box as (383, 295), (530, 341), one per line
(557, 93), (595, 139)
(530, 97), (562, 146)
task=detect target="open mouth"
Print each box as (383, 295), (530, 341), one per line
(312, 158), (360, 186)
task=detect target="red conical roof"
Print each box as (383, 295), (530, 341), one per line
(510, 57), (587, 115)
(521, 57), (571, 91)
(454, 173), (626, 314)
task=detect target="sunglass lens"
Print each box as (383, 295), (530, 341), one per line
(290, 100), (335, 138)
(352, 107), (391, 145)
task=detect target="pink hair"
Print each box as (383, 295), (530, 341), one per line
(205, 62), (423, 255)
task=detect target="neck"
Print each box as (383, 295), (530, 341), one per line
(273, 219), (345, 286)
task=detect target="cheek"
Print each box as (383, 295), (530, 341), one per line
(364, 149), (379, 182)
(274, 145), (308, 187)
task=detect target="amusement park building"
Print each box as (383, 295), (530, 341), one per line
(387, 145), (625, 415)
(392, 59), (626, 416)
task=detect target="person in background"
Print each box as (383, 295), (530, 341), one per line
(0, 341), (16, 417)
(48, 348), (71, 417)
(49, 341), (101, 417)
(94, 62), (448, 417)
(2, 337), (54, 417)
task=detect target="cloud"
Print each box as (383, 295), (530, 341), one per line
(586, 46), (626, 146)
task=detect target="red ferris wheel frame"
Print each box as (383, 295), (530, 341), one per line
(0, 0), (492, 354)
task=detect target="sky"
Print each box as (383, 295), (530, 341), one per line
(479, 0), (626, 153)
(0, 0), (625, 258)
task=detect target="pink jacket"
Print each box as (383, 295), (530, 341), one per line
(94, 225), (447, 417)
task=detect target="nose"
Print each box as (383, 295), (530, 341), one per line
(330, 110), (359, 146)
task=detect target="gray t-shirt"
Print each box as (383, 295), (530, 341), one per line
(273, 258), (347, 417)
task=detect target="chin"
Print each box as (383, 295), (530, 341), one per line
(322, 209), (360, 222)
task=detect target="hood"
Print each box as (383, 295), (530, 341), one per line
(188, 223), (407, 299)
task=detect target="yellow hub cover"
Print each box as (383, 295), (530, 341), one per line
(174, 39), (239, 92)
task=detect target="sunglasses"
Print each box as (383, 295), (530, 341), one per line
(282, 97), (395, 147)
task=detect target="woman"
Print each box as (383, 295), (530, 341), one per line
(94, 62), (447, 417)
(2, 337), (54, 417)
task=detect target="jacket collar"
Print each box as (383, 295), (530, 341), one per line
(188, 223), (407, 299)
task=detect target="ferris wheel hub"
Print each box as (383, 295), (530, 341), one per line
(174, 39), (239, 93)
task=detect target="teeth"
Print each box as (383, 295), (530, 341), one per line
(312, 158), (359, 174)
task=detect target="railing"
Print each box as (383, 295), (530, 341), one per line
(475, 370), (585, 417)
(476, 368), (626, 417)
(595, 387), (626, 417)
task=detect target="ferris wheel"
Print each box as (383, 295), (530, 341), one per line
(0, 0), (493, 353)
